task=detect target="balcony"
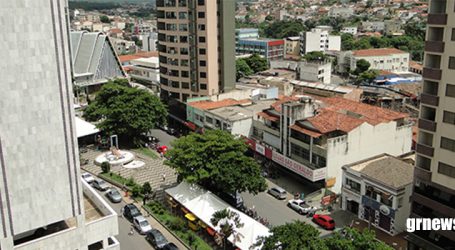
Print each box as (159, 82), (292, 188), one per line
(425, 41), (445, 53)
(427, 14), (447, 25)
(420, 93), (440, 106)
(418, 119), (437, 132)
(414, 166), (432, 182)
(423, 67), (442, 80)
(416, 143), (435, 157)
(412, 192), (455, 218)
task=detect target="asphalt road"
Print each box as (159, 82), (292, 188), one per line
(149, 129), (177, 149)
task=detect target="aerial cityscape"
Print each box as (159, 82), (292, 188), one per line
(0, 0), (453, 249)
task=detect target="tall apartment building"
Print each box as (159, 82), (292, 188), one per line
(0, 0), (119, 249)
(407, 0), (455, 249)
(157, 0), (235, 102)
(300, 26), (341, 55)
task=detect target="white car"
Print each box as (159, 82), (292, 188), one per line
(81, 173), (95, 183)
(92, 179), (109, 191)
(287, 199), (308, 214)
(133, 215), (152, 234)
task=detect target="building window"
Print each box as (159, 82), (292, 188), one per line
(449, 57), (455, 69)
(200, 84), (207, 90)
(441, 136), (455, 152)
(206, 116), (213, 124)
(200, 72), (206, 78)
(181, 71), (189, 77)
(345, 178), (361, 193)
(179, 12), (187, 19)
(198, 24), (206, 31)
(198, 0), (204, 5)
(199, 36), (206, 43)
(178, 0), (187, 7)
(181, 82), (189, 89)
(199, 48), (206, 55)
(452, 28), (455, 41)
(443, 110), (455, 125)
(199, 60), (206, 67)
(398, 197), (403, 208)
(447, 84), (455, 97)
(290, 143), (310, 161)
(438, 162), (455, 178)
(198, 12), (205, 18)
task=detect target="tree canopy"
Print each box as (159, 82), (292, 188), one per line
(303, 51), (328, 62)
(357, 69), (379, 84)
(83, 79), (167, 144)
(355, 59), (371, 75)
(100, 15), (110, 23)
(236, 59), (254, 80)
(255, 222), (393, 250)
(263, 20), (306, 39)
(165, 130), (267, 194)
(244, 54), (268, 73)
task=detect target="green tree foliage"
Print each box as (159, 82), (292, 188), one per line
(68, 1), (119, 11)
(101, 161), (111, 173)
(83, 80), (167, 144)
(245, 54), (268, 73)
(325, 227), (393, 250)
(100, 15), (110, 23)
(303, 51), (327, 62)
(165, 130), (267, 194)
(210, 209), (244, 245)
(236, 59), (253, 80)
(355, 59), (371, 75)
(142, 182), (153, 204)
(256, 221), (327, 250)
(263, 20), (305, 39)
(256, 222), (393, 250)
(357, 70), (379, 84)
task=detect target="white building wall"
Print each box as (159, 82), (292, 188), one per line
(326, 122), (412, 193)
(300, 29), (341, 55)
(328, 35), (341, 51)
(230, 119), (253, 137)
(353, 53), (410, 73)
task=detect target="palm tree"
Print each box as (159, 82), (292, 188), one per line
(210, 208), (244, 249)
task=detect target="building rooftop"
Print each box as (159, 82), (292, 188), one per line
(119, 51), (158, 63)
(209, 106), (253, 121)
(349, 154), (414, 189)
(353, 48), (408, 57)
(188, 99), (251, 110)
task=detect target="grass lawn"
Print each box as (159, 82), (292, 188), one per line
(133, 147), (158, 159)
(145, 203), (212, 250)
(100, 172), (136, 189)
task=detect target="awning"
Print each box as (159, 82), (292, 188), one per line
(75, 117), (99, 138)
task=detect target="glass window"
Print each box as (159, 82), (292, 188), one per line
(199, 36), (206, 43)
(200, 84), (207, 90)
(452, 28), (455, 41)
(199, 48), (206, 55)
(441, 136), (455, 152)
(449, 57), (455, 69)
(199, 72), (206, 78)
(198, 0), (204, 5)
(447, 84), (455, 97)
(181, 82), (189, 89)
(198, 12), (205, 18)
(438, 162), (455, 178)
(179, 12), (187, 19)
(199, 60), (206, 67)
(443, 111), (455, 125)
(198, 24), (205, 31)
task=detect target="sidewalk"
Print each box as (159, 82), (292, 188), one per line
(122, 195), (190, 250)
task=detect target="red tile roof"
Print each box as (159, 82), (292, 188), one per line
(270, 96), (300, 112)
(109, 28), (123, 34)
(119, 51), (158, 62)
(353, 48), (407, 57)
(189, 99), (250, 110)
(289, 124), (322, 138)
(258, 112), (279, 122)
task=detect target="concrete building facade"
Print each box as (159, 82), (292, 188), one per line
(351, 48), (410, 73)
(407, 0), (455, 249)
(299, 61), (332, 84)
(157, 0), (235, 102)
(342, 154), (414, 236)
(0, 0), (119, 249)
(285, 36), (301, 56)
(300, 26), (341, 55)
(236, 38), (285, 62)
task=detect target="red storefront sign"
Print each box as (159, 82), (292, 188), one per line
(271, 151), (326, 182)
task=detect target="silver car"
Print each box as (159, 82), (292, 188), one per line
(268, 186), (287, 200)
(92, 179), (109, 191)
(105, 188), (122, 203)
(133, 215), (152, 234)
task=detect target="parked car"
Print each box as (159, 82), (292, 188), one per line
(312, 214), (335, 230)
(167, 128), (177, 136)
(133, 215), (152, 234)
(123, 204), (142, 221)
(146, 229), (168, 249)
(81, 173), (95, 183)
(287, 199), (308, 214)
(91, 179), (109, 191)
(105, 188), (122, 203)
(162, 242), (179, 250)
(268, 186), (287, 199)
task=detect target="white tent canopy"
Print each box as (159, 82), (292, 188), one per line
(166, 182), (271, 250)
(75, 117), (99, 138)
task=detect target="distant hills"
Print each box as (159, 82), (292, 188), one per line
(70, 0), (154, 3)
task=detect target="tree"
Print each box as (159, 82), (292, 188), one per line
(142, 182), (153, 204)
(100, 15), (110, 23)
(101, 161), (110, 173)
(255, 221), (327, 250)
(165, 130), (267, 194)
(236, 59), (253, 80)
(245, 54), (268, 73)
(355, 59), (371, 75)
(303, 51), (327, 62)
(357, 69), (379, 84)
(211, 209), (244, 248)
(83, 81), (167, 145)
(265, 15), (274, 22)
(325, 227), (393, 250)
(263, 20), (306, 39)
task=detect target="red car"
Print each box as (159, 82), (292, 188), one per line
(312, 214), (335, 230)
